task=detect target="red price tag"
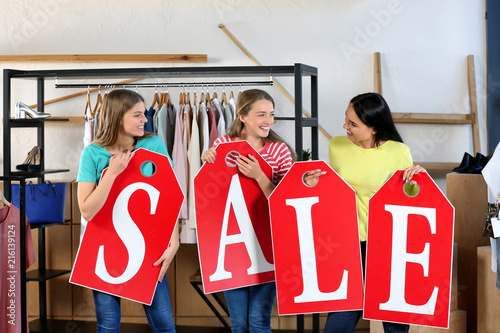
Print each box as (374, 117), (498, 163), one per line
(364, 170), (455, 328)
(269, 161), (363, 315)
(194, 141), (274, 294)
(70, 148), (184, 305)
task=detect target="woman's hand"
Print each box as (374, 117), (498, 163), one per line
(108, 148), (134, 176)
(236, 154), (265, 180)
(303, 169), (327, 186)
(403, 164), (426, 185)
(153, 222), (180, 282)
(153, 242), (179, 282)
(201, 147), (217, 164)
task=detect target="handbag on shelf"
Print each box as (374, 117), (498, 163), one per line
(11, 181), (67, 224)
(482, 195), (499, 238)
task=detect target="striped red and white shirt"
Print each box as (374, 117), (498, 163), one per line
(213, 135), (293, 185)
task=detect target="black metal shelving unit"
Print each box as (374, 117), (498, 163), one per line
(3, 63), (318, 333)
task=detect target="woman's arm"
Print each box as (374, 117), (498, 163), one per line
(154, 221), (180, 282)
(78, 149), (134, 221)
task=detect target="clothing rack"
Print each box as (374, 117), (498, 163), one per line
(54, 80), (274, 89)
(3, 63), (318, 333)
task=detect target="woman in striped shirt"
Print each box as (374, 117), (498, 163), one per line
(201, 89), (295, 333)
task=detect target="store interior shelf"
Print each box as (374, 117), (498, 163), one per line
(26, 269), (71, 282)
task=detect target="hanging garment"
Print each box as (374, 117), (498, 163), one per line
(145, 106), (155, 133)
(1, 205), (36, 333)
(166, 104), (176, 156)
(93, 110), (100, 140)
(198, 101), (210, 156)
(207, 105), (218, 149)
(172, 105), (188, 220)
(155, 103), (168, 148)
(224, 103), (233, 132)
(211, 98), (225, 137)
(229, 97), (237, 120)
(182, 104), (201, 243)
(83, 104), (93, 147)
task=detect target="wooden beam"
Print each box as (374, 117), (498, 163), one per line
(468, 55), (481, 154)
(218, 23), (332, 141)
(0, 54), (207, 63)
(392, 112), (473, 124)
(374, 52), (382, 95)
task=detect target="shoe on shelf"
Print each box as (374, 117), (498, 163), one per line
(453, 152), (474, 173)
(16, 146), (38, 170)
(469, 152), (489, 174)
(28, 147), (42, 171)
(15, 101), (51, 119)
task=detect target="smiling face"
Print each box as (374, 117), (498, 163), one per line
(239, 99), (275, 140)
(120, 101), (147, 138)
(343, 103), (377, 148)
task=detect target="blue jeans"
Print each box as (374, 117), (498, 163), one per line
(92, 278), (175, 333)
(324, 311), (409, 332)
(324, 242), (409, 333)
(223, 282), (276, 333)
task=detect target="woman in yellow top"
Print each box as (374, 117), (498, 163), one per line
(305, 92), (425, 333)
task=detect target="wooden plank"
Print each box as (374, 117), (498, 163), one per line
(392, 112), (472, 124)
(468, 55), (481, 154)
(374, 52), (382, 95)
(415, 162), (458, 174)
(0, 54), (207, 63)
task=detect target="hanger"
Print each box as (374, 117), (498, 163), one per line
(193, 85), (197, 106)
(151, 86), (160, 109)
(84, 86), (93, 120)
(179, 85), (184, 105)
(222, 84), (227, 105)
(206, 90), (212, 107)
(0, 190), (11, 207)
(200, 84), (205, 105)
(230, 83), (235, 99)
(213, 84), (218, 99)
(238, 83), (242, 98)
(93, 86), (103, 116)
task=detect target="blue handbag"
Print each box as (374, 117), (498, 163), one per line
(11, 181), (67, 224)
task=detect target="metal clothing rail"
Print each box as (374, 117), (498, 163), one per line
(54, 80), (274, 89)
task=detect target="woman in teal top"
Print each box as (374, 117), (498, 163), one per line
(77, 89), (177, 333)
(305, 92), (425, 333)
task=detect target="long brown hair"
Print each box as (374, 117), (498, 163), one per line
(93, 89), (152, 147)
(227, 89), (296, 161)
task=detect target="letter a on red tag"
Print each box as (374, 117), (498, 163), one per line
(194, 141), (274, 294)
(70, 148), (184, 305)
(364, 170), (454, 328)
(269, 161), (363, 315)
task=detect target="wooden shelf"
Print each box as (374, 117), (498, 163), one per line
(415, 162), (458, 174)
(0, 54), (207, 63)
(392, 112), (473, 124)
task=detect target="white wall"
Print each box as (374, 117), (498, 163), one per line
(0, 0), (487, 192)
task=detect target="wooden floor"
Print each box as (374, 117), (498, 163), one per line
(29, 318), (369, 332)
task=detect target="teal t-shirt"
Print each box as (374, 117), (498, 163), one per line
(77, 135), (173, 184)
